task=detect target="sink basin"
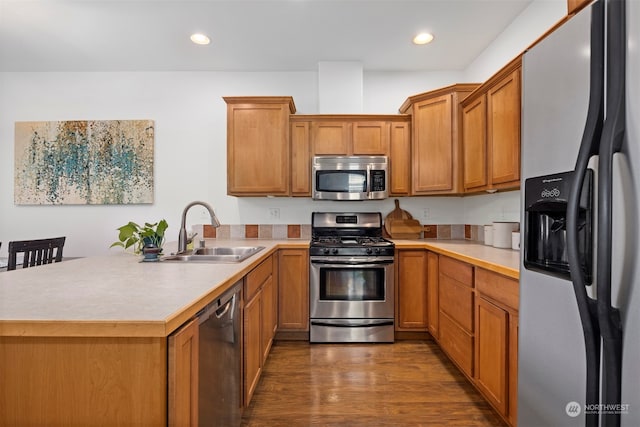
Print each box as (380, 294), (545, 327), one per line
(161, 246), (265, 263)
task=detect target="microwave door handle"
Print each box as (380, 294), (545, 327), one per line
(366, 164), (372, 198)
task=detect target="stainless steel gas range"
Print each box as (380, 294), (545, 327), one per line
(309, 212), (395, 343)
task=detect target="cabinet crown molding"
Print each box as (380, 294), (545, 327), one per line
(223, 96), (296, 114)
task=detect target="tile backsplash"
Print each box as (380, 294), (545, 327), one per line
(197, 223), (485, 242)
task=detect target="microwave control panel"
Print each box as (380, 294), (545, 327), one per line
(370, 170), (386, 191)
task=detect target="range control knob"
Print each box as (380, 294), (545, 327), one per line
(366, 247), (373, 255)
(374, 248), (381, 254)
(323, 248), (331, 255)
(331, 248), (339, 255)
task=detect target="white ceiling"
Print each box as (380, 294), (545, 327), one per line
(0, 0), (534, 72)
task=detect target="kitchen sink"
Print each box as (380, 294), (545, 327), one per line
(161, 246), (265, 263)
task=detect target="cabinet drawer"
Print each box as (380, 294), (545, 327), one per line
(439, 274), (474, 332)
(439, 312), (474, 378)
(476, 268), (519, 311)
(439, 256), (473, 287)
(245, 256), (273, 300)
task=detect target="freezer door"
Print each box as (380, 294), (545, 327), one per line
(519, 5), (593, 427)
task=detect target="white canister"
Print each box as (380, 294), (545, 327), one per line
(484, 225), (493, 246)
(512, 231), (521, 250)
(493, 222), (519, 248)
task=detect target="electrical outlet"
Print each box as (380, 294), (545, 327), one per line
(268, 208), (280, 220)
(422, 208), (430, 220)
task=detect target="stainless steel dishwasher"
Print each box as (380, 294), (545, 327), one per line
(198, 280), (242, 426)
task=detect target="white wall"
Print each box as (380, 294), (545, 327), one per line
(464, 0), (567, 82)
(0, 0), (567, 258)
(0, 70), (469, 257)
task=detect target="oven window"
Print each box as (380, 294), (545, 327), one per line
(320, 267), (385, 301)
(316, 170), (366, 193)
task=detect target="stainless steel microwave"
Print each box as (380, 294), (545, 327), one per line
(312, 156), (388, 201)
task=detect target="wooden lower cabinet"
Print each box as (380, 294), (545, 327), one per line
(396, 250), (428, 331)
(0, 336), (167, 425)
(426, 252), (439, 339)
(429, 257), (519, 426)
(277, 248), (309, 332)
(474, 268), (519, 426)
(475, 297), (509, 414)
(438, 256), (474, 377)
(168, 318), (199, 426)
(244, 288), (263, 405)
(243, 255), (276, 406)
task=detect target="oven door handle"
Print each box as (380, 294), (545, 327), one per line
(310, 257), (394, 267)
(310, 319), (394, 328)
(310, 259), (394, 267)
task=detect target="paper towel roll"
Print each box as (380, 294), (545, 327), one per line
(492, 222), (519, 248)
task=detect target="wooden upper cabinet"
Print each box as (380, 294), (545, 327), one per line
(290, 121), (311, 196)
(389, 121), (411, 195)
(413, 94), (453, 193)
(352, 121), (390, 155)
(488, 67), (521, 187)
(224, 96), (296, 196)
(567, 0), (591, 15)
(311, 121), (350, 155)
(462, 95), (488, 191)
(309, 117), (393, 156)
(461, 57), (522, 193)
(399, 84), (479, 195)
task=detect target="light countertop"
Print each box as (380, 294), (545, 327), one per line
(0, 238), (518, 339)
(393, 239), (520, 279)
(0, 240), (306, 338)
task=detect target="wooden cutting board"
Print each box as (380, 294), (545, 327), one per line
(384, 199), (415, 237)
(386, 218), (422, 239)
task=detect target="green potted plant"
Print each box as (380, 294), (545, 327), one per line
(110, 220), (169, 258)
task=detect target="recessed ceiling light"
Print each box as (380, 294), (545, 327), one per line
(413, 32), (434, 45)
(190, 33), (211, 45)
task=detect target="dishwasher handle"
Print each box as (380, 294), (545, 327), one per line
(215, 294), (235, 319)
(197, 282), (241, 324)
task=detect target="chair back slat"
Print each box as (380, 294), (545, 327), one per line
(7, 237), (66, 271)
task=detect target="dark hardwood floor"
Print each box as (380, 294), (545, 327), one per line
(241, 340), (506, 426)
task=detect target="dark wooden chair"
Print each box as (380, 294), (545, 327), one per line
(7, 237), (66, 271)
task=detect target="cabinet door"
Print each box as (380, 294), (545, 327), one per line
(261, 275), (275, 363)
(475, 297), (509, 416)
(426, 252), (439, 339)
(352, 121), (389, 155)
(278, 249), (309, 331)
(227, 101), (291, 195)
(462, 95), (488, 191)
(412, 94), (454, 193)
(396, 250), (428, 330)
(389, 121), (411, 195)
(290, 121), (311, 196)
(243, 291), (262, 405)
(487, 68), (521, 186)
(168, 318), (199, 427)
(311, 122), (350, 155)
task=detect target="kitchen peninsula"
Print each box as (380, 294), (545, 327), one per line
(0, 238), (518, 425)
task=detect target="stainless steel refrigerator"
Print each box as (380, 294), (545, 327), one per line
(519, 0), (639, 426)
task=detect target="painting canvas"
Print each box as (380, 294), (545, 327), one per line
(14, 120), (154, 205)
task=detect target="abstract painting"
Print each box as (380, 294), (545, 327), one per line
(14, 120), (154, 205)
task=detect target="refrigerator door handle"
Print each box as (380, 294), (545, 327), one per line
(566, 1), (605, 426)
(597, 0), (626, 425)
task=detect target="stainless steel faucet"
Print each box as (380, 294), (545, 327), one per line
(178, 201), (220, 254)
